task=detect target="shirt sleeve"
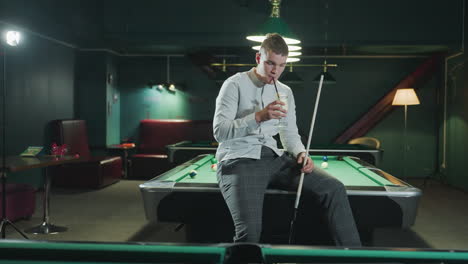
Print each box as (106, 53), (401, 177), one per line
(213, 77), (260, 142)
(279, 89), (306, 158)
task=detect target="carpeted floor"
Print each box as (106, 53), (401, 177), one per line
(4, 179), (468, 250)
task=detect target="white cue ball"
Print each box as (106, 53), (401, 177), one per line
(321, 161), (328, 169)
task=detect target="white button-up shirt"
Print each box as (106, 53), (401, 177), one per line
(213, 68), (305, 162)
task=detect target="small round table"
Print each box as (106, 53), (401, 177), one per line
(107, 143), (136, 179)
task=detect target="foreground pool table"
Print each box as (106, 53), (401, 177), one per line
(2, 240), (468, 263)
(166, 140), (384, 165)
(140, 154), (421, 244)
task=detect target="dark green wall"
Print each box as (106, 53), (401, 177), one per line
(106, 55), (120, 145)
(444, 54), (468, 191)
(1, 31), (75, 188)
(119, 57), (217, 142)
(75, 52), (107, 147)
(433, 1), (468, 192)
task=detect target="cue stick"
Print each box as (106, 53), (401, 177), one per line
(288, 74), (325, 244)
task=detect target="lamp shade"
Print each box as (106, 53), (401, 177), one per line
(392, 88), (420, 105)
(313, 71), (336, 84)
(281, 71), (303, 84)
(246, 17), (300, 45)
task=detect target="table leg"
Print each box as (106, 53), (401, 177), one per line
(25, 168), (67, 234)
(123, 149), (128, 179)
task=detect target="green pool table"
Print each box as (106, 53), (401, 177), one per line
(2, 240), (468, 263)
(140, 154), (421, 244)
(166, 140), (383, 165)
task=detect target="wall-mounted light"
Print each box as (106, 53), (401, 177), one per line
(168, 84), (176, 92)
(157, 56), (177, 93)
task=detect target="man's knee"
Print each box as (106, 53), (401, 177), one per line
(325, 178), (347, 201)
(305, 177), (347, 205)
(233, 221), (260, 243)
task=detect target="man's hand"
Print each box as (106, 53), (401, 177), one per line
(255, 100), (287, 123)
(297, 152), (314, 173)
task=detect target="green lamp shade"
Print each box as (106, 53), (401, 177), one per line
(246, 17), (300, 45)
(281, 71), (303, 84)
(313, 71), (336, 84)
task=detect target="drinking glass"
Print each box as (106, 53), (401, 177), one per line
(276, 93), (288, 128)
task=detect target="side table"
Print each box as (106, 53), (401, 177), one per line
(1, 155), (79, 238)
(107, 143), (135, 179)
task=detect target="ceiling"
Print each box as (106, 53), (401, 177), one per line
(0, 0), (464, 56)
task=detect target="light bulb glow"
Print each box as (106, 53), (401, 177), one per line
(288, 51), (302, 57)
(5, 31), (21, 46)
(246, 35), (300, 45)
(286, 57), (300, 63)
(252, 45), (302, 52)
(168, 84), (176, 92)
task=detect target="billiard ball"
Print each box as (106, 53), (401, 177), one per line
(188, 170), (197, 178)
(321, 161), (328, 169)
(211, 158), (218, 164)
(322, 156), (328, 162)
(211, 164), (218, 171)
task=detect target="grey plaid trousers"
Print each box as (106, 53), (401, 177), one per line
(217, 146), (361, 247)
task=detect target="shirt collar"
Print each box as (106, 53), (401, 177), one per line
(247, 68), (266, 88)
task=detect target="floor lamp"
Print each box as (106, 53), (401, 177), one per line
(392, 88), (420, 179)
(1, 30), (25, 239)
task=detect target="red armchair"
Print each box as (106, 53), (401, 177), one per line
(49, 120), (122, 189)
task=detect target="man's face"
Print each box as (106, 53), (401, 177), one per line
(256, 50), (288, 84)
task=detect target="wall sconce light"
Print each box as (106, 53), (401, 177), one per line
(148, 57), (180, 93)
(168, 83), (176, 92)
(160, 56), (176, 93)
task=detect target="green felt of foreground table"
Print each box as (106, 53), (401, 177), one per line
(2, 240), (468, 264)
(140, 154), (421, 244)
(162, 155), (394, 187)
(0, 240), (226, 264)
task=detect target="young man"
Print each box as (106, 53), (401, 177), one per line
(213, 33), (361, 247)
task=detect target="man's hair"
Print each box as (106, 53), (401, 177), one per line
(260, 33), (289, 56)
